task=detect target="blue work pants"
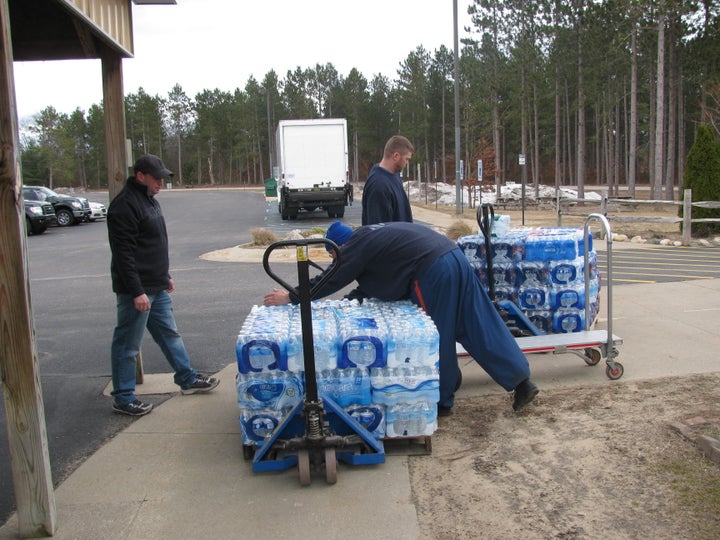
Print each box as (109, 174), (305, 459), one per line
(411, 249), (530, 408)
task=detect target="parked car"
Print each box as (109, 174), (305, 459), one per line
(22, 186), (91, 226)
(24, 199), (57, 235)
(88, 201), (107, 221)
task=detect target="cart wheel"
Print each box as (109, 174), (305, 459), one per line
(583, 347), (602, 366)
(242, 444), (255, 461)
(324, 447), (338, 485)
(605, 361), (624, 380)
(298, 449), (311, 486)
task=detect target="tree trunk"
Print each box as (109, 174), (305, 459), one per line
(555, 68), (561, 190)
(577, 41), (586, 197)
(629, 26), (638, 197)
(653, 6), (666, 200)
(664, 15), (677, 201)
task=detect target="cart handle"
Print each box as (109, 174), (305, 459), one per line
(262, 238), (341, 300)
(478, 203), (494, 238)
(478, 203), (495, 300)
(583, 214), (613, 342)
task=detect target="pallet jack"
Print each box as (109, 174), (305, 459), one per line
(245, 238), (385, 485)
(458, 205), (624, 380)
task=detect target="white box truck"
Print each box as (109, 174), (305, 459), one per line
(275, 118), (352, 220)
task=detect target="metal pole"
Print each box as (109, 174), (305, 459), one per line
(520, 155), (526, 225)
(453, 0), (462, 215)
(265, 87), (273, 176)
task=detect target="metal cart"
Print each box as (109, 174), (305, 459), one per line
(457, 211), (624, 380)
(243, 238), (385, 486)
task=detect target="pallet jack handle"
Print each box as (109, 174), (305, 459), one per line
(478, 203), (495, 300)
(262, 238), (341, 404)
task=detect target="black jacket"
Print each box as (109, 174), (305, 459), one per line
(107, 177), (170, 296)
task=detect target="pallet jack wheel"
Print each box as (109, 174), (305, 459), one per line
(324, 447), (338, 485)
(605, 361), (624, 380)
(583, 347), (602, 366)
(298, 449), (311, 486)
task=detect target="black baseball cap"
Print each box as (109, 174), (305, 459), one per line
(133, 154), (173, 179)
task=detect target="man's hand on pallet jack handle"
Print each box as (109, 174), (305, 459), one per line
(264, 288), (290, 306)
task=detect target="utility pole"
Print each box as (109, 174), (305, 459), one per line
(453, 0), (462, 215)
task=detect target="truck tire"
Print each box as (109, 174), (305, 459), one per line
(56, 208), (74, 227)
(26, 217), (47, 235)
(279, 197), (288, 220)
(327, 206), (345, 218)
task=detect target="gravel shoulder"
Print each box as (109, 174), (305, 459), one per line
(411, 373), (720, 539)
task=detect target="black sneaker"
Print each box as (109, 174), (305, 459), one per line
(438, 405), (453, 417)
(113, 399), (153, 416)
(181, 374), (220, 395)
(512, 378), (539, 411)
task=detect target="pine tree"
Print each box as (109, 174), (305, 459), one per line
(681, 124), (720, 237)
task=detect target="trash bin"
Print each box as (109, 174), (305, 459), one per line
(264, 178), (277, 197)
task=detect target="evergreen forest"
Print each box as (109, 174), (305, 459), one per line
(19, 0), (720, 202)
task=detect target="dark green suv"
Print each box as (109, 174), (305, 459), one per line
(22, 186), (90, 226)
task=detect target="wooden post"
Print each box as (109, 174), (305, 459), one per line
(682, 188), (692, 246)
(0, 0), (56, 535)
(101, 44), (128, 202)
(101, 44), (145, 382)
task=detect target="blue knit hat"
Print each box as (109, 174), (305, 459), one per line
(325, 221), (353, 251)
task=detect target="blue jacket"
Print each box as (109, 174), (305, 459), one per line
(107, 177), (170, 296)
(361, 164), (413, 225)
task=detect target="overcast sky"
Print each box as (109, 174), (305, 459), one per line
(12, 0), (474, 121)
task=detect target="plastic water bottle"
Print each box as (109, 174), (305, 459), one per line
(517, 261), (549, 286)
(492, 262), (519, 288)
(236, 371), (303, 410)
(550, 283), (586, 310)
(548, 257), (585, 285)
(313, 323), (339, 371)
(236, 334), (287, 374)
(518, 286), (551, 310)
(526, 310), (553, 334)
(370, 366), (440, 406)
(346, 404), (386, 438)
(552, 308), (586, 333)
(316, 368), (372, 407)
(385, 402), (437, 438)
(525, 230), (579, 262)
(239, 409), (285, 445)
(493, 285), (519, 305)
(458, 235), (484, 262)
(339, 317), (386, 368)
(285, 317), (339, 372)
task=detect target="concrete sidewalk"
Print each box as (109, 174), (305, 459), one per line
(2, 210), (720, 539)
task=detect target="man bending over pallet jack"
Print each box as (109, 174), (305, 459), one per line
(263, 221), (539, 416)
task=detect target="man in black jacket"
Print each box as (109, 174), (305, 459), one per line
(107, 154), (218, 416)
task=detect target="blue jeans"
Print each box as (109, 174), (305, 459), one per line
(111, 290), (197, 405)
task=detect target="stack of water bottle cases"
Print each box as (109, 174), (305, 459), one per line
(236, 299), (441, 449)
(457, 216), (601, 335)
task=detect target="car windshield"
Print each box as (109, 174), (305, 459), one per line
(37, 187), (58, 197)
